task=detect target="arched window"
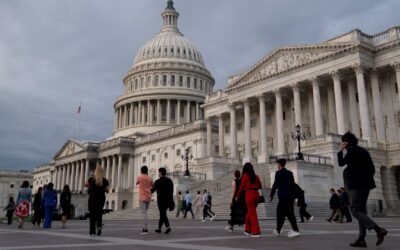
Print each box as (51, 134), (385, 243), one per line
(171, 75), (175, 86)
(179, 76), (183, 87)
(186, 76), (190, 88)
(163, 75), (167, 86)
(155, 75), (159, 87)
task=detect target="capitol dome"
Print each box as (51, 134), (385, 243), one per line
(113, 0), (214, 137)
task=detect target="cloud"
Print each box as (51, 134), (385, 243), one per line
(0, 0), (398, 170)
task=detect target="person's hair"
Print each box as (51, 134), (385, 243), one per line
(94, 165), (104, 186)
(9, 196), (14, 202)
(277, 158), (286, 167)
(63, 185), (70, 193)
(197, 190), (200, 194)
(37, 187), (43, 193)
(203, 189), (207, 193)
(330, 188), (335, 192)
(234, 170), (241, 179)
(340, 187), (345, 191)
(141, 165), (148, 174)
(337, 189), (343, 193)
(178, 191), (182, 194)
(47, 182), (54, 190)
(21, 180), (29, 188)
(159, 167), (166, 176)
(341, 132), (358, 146)
(242, 162), (256, 183)
(186, 190), (189, 194)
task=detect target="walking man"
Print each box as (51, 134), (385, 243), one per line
(269, 158), (300, 238)
(184, 191), (195, 219)
(338, 132), (388, 247)
(151, 167), (173, 234)
(201, 189), (212, 222)
(294, 183), (313, 223)
(326, 188), (342, 223)
(136, 165), (153, 234)
(340, 187), (352, 222)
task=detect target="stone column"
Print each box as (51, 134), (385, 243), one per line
(66, 164), (71, 187)
(130, 103), (134, 126)
(56, 167), (60, 190)
(128, 155), (134, 189)
(370, 69), (385, 141)
(138, 101), (142, 125)
(243, 98), (252, 159)
(177, 100), (181, 124)
(347, 78), (360, 137)
(117, 154), (122, 190)
(275, 89), (285, 155)
(105, 157), (110, 181)
(78, 160), (84, 191)
(114, 109), (118, 130)
(70, 162), (75, 191)
(353, 64), (372, 139)
(218, 114), (224, 157)
(206, 118), (212, 157)
(157, 99), (161, 124)
(258, 95), (268, 162)
(327, 85), (337, 133)
(142, 103), (146, 125)
(111, 155), (117, 190)
(393, 62), (400, 104)
(292, 83), (302, 127)
(135, 103), (139, 125)
(149, 101), (154, 124)
(146, 100), (150, 125)
(84, 160), (89, 186)
(196, 102), (200, 120)
(330, 71), (346, 135)
(167, 99), (171, 124)
(229, 104), (237, 159)
(311, 77), (324, 136)
(187, 101), (191, 123)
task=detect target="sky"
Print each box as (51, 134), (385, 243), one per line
(0, 0), (399, 171)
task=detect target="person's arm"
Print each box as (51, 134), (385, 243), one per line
(235, 174), (248, 201)
(230, 180), (236, 203)
(151, 180), (157, 194)
(270, 172), (280, 201)
(337, 142), (349, 167)
(136, 176), (140, 186)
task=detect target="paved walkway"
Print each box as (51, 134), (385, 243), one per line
(0, 218), (399, 249)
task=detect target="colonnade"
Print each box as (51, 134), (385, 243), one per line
(54, 159), (89, 192)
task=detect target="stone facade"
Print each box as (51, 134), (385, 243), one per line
(0, 170), (33, 211)
(34, 1), (400, 215)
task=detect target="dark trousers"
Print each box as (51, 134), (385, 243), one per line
(342, 206), (352, 222)
(276, 199), (299, 232)
(43, 206), (54, 228)
(184, 203), (194, 218)
(6, 210), (13, 225)
(350, 188), (377, 240)
(89, 205), (103, 235)
(203, 205), (212, 219)
(32, 208), (42, 225)
(158, 202), (170, 230)
(299, 205), (311, 222)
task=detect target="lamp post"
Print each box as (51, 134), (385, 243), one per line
(181, 148), (193, 177)
(291, 124), (306, 160)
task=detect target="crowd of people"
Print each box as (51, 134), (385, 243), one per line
(2, 132), (390, 247)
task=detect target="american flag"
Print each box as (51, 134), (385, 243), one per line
(77, 104), (81, 114)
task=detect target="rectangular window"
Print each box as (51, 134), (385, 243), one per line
(179, 76), (183, 87)
(200, 80), (203, 90)
(194, 78), (197, 89)
(187, 77), (191, 88)
(151, 155), (155, 161)
(237, 122), (243, 131)
(176, 149), (181, 156)
(250, 119), (257, 128)
(163, 75), (167, 86)
(171, 75), (175, 86)
(225, 125), (230, 134)
(142, 157), (146, 163)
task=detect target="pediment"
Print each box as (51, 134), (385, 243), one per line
(230, 43), (357, 86)
(54, 139), (85, 159)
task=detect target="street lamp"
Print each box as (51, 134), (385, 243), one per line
(181, 148), (193, 177)
(291, 124), (306, 160)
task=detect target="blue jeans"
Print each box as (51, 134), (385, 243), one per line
(43, 206), (54, 228)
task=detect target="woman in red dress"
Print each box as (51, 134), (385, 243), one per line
(15, 181), (32, 229)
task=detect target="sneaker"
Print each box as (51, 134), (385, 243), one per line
(97, 227), (102, 236)
(141, 228), (148, 235)
(250, 234), (261, 238)
(211, 215), (216, 221)
(155, 229), (162, 233)
(376, 228), (388, 246)
(287, 230), (300, 238)
(309, 216), (314, 222)
(273, 229), (281, 236)
(225, 226), (233, 233)
(243, 231), (251, 236)
(201, 219), (205, 223)
(165, 227), (171, 234)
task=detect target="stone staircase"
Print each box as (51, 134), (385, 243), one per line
(104, 163), (332, 221)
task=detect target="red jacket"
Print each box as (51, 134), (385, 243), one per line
(236, 173), (262, 199)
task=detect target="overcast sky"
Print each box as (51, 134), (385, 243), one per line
(0, 0), (399, 171)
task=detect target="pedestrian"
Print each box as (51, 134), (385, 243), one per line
(269, 158), (300, 238)
(60, 185), (72, 228)
(340, 187), (352, 222)
(326, 188), (342, 223)
(32, 187), (43, 227)
(15, 180), (32, 229)
(206, 191), (216, 221)
(151, 167), (173, 234)
(86, 165), (110, 236)
(226, 170), (246, 232)
(294, 184), (313, 223)
(175, 191), (185, 218)
(201, 189), (213, 222)
(3, 197), (15, 225)
(194, 190), (203, 218)
(136, 165), (153, 235)
(338, 132), (388, 247)
(184, 191), (195, 219)
(42, 182), (57, 229)
(235, 163), (262, 237)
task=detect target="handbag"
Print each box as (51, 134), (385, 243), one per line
(259, 191), (265, 203)
(168, 200), (175, 211)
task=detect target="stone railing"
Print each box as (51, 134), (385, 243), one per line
(302, 133), (369, 148)
(167, 170), (207, 180)
(386, 142), (400, 151)
(99, 137), (134, 150)
(84, 142), (100, 149)
(269, 153), (332, 166)
(195, 156), (241, 166)
(359, 27), (400, 46)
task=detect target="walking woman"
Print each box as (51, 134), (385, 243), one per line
(32, 187), (43, 227)
(86, 165), (109, 236)
(235, 163), (262, 237)
(3, 197), (15, 225)
(42, 183), (57, 229)
(194, 191), (203, 218)
(175, 191), (184, 218)
(15, 181), (32, 229)
(151, 167), (174, 234)
(60, 185), (72, 228)
(226, 170), (246, 232)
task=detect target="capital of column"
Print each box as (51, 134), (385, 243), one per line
(216, 113), (224, 119)
(352, 63), (366, 74)
(228, 102), (236, 111)
(273, 88), (281, 97)
(369, 68), (379, 78)
(391, 61), (400, 72)
(256, 94), (266, 102)
(329, 70), (342, 81)
(240, 97), (250, 105)
(309, 76), (320, 87)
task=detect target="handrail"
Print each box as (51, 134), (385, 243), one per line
(269, 153), (332, 165)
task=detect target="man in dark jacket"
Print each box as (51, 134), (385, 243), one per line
(326, 188), (342, 223)
(151, 167), (173, 234)
(339, 187), (352, 222)
(338, 132), (387, 247)
(270, 158), (300, 238)
(295, 184), (312, 223)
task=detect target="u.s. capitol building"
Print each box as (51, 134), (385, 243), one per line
(34, 1), (400, 215)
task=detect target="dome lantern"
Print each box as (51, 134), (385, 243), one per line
(161, 0), (179, 33)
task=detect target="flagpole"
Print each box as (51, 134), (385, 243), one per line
(77, 103), (81, 140)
